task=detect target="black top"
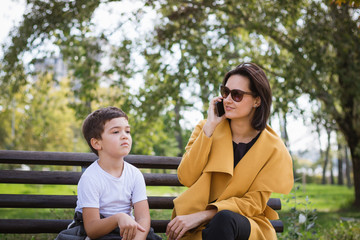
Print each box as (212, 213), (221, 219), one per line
(233, 132), (261, 168)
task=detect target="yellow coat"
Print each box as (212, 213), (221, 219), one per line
(172, 119), (294, 240)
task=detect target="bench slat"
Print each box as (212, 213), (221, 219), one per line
(0, 219), (283, 233)
(0, 170), (182, 186)
(0, 195), (176, 209)
(0, 219), (168, 233)
(0, 219), (71, 234)
(150, 220), (286, 233)
(0, 170), (81, 185)
(0, 150), (181, 169)
(0, 194), (281, 210)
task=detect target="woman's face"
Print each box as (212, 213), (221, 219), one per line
(223, 74), (260, 122)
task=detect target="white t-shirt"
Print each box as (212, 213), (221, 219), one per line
(75, 160), (147, 217)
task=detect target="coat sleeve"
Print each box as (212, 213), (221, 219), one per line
(177, 120), (213, 187)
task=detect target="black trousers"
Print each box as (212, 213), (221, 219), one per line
(202, 210), (251, 240)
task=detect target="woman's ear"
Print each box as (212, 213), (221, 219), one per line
(254, 96), (261, 108)
(90, 138), (102, 151)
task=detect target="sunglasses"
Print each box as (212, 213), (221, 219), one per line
(220, 86), (256, 102)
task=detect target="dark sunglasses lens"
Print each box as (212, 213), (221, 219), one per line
(220, 86), (230, 98)
(232, 90), (244, 102)
(221, 86), (245, 102)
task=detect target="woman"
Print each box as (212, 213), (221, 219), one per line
(166, 63), (294, 240)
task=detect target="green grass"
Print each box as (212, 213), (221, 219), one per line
(0, 183), (77, 195)
(273, 183), (359, 225)
(272, 183), (356, 211)
(146, 186), (186, 196)
(0, 183), (359, 239)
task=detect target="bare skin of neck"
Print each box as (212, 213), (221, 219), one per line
(230, 119), (259, 144)
(98, 156), (124, 178)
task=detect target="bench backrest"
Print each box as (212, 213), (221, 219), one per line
(0, 150), (283, 234)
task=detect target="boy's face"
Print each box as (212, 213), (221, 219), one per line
(91, 117), (132, 159)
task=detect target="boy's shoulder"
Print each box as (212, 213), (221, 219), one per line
(123, 161), (143, 176)
(85, 159), (99, 170)
(81, 160), (100, 177)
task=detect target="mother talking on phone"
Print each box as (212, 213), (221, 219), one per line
(166, 63), (294, 240)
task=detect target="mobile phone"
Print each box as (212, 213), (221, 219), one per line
(215, 100), (225, 117)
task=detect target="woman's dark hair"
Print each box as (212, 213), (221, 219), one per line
(222, 63), (272, 131)
(82, 106), (128, 156)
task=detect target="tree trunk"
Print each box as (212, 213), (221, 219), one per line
(329, 5), (360, 207)
(337, 111), (359, 206)
(321, 155), (328, 184)
(350, 150), (360, 207)
(330, 157), (335, 185)
(315, 121), (324, 182)
(174, 102), (183, 157)
(322, 129), (331, 184)
(345, 133), (359, 206)
(345, 147), (352, 188)
(279, 111), (295, 178)
(337, 143), (344, 185)
(85, 100), (92, 115)
(280, 111), (290, 149)
(11, 99), (16, 139)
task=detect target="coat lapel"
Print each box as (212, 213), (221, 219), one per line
(216, 126), (284, 200)
(202, 120), (234, 202)
(217, 129), (267, 199)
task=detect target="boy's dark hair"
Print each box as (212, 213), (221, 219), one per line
(222, 63), (272, 131)
(82, 107), (128, 156)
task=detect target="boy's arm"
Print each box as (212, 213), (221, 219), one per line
(133, 199), (151, 240)
(82, 207), (145, 240)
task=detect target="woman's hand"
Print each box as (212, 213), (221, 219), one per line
(166, 213), (202, 240)
(203, 97), (226, 137)
(166, 210), (216, 240)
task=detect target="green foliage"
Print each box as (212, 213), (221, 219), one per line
(279, 185), (319, 239)
(1, 0), (101, 96)
(60, 30), (103, 119)
(130, 111), (182, 156)
(320, 219), (360, 240)
(0, 73), (88, 155)
(274, 182), (359, 239)
(1, 0), (360, 206)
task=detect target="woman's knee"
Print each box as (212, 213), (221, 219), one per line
(213, 210), (236, 221)
(210, 210), (238, 227)
(203, 210), (250, 240)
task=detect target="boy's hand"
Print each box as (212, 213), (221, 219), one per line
(116, 213), (146, 240)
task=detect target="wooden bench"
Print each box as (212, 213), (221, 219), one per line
(0, 150), (284, 235)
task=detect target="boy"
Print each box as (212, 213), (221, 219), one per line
(57, 107), (157, 240)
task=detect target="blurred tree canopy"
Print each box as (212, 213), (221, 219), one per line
(1, 0), (360, 206)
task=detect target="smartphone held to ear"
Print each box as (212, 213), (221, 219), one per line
(215, 100), (225, 117)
